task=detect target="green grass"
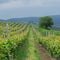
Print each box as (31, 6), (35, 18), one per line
(34, 49), (41, 60)
(26, 28), (41, 60)
(16, 40), (28, 60)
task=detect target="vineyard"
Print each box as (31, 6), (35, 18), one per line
(0, 22), (60, 60)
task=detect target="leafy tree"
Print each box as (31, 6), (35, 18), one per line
(39, 16), (54, 29)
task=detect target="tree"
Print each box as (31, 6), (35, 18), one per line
(39, 16), (54, 29)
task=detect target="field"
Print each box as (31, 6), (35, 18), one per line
(0, 22), (60, 60)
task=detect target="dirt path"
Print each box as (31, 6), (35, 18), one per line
(35, 41), (56, 60)
(33, 27), (56, 60)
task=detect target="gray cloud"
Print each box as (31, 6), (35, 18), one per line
(0, 0), (60, 10)
(0, 0), (60, 19)
(0, 0), (9, 3)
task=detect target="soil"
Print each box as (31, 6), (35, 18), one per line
(36, 41), (56, 60)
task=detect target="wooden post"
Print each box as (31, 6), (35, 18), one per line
(46, 31), (50, 37)
(6, 23), (9, 38)
(48, 32), (50, 37)
(46, 31), (47, 37)
(6, 23), (9, 34)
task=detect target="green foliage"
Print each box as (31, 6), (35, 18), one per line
(0, 22), (29, 60)
(39, 16), (54, 29)
(38, 28), (60, 58)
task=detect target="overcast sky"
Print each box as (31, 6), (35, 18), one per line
(0, 0), (60, 19)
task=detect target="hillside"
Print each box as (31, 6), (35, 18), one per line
(7, 17), (39, 23)
(0, 15), (60, 26)
(51, 15), (60, 25)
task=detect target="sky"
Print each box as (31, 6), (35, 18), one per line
(0, 0), (60, 19)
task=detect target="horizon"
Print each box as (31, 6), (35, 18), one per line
(0, 0), (60, 19)
(1, 14), (60, 20)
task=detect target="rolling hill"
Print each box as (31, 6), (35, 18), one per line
(51, 15), (60, 26)
(0, 15), (60, 27)
(7, 17), (39, 23)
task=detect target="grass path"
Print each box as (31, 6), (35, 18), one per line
(16, 27), (41, 60)
(26, 28), (40, 60)
(14, 26), (56, 60)
(16, 40), (28, 60)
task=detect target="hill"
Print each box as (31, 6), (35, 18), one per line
(0, 15), (60, 27)
(51, 15), (60, 26)
(7, 17), (39, 23)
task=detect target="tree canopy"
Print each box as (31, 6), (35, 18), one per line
(39, 16), (54, 29)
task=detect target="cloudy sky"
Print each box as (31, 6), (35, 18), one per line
(0, 0), (60, 19)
